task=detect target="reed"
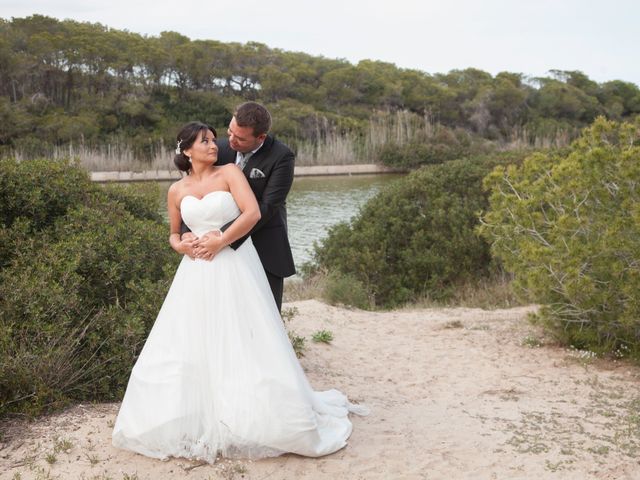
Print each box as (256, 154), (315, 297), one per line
(294, 110), (439, 166)
(505, 125), (574, 150)
(294, 132), (361, 166)
(12, 141), (175, 173)
(365, 110), (437, 150)
(8, 111), (576, 171)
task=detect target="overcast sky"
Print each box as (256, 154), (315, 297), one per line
(2, 0), (639, 86)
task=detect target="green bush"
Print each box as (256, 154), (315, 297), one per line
(310, 153), (528, 308)
(479, 117), (640, 357)
(100, 182), (165, 223)
(0, 158), (177, 416)
(0, 158), (92, 236)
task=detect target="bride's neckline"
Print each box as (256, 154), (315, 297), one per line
(181, 190), (232, 204)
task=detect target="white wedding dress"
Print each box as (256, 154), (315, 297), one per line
(112, 191), (366, 462)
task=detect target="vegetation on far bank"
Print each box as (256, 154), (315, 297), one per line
(2, 15), (640, 169)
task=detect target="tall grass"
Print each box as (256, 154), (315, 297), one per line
(506, 125), (575, 150)
(9, 111), (575, 171)
(294, 110), (440, 165)
(294, 132), (362, 166)
(12, 141), (175, 173)
(365, 110), (437, 150)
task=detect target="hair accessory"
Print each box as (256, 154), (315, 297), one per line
(175, 139), (183, 155)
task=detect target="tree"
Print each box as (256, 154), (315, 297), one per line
(598, 80), (640, 119)
(486, 72), (530, 135)
(399, 69), (452, 116)
(532, 78), (602, 123)
(480, 117), (640, 356)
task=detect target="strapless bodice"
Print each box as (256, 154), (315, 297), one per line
(180, 191), (240, 237)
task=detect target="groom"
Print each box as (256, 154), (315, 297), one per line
(186, 102), (296, 311)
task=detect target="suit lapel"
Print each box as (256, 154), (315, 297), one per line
(243, 135), (274, 176)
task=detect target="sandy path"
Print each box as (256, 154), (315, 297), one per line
(2, 300), (640, 480)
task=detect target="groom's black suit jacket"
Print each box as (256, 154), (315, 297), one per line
(216, 135), (296, 279)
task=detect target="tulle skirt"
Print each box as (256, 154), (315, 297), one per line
(112, 239), (365, 462)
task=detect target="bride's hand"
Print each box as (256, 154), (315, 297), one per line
(177, 235), (198, 259)
(193, 230), (224, 261)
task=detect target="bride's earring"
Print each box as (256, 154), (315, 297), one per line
(187, 155), (192, 163)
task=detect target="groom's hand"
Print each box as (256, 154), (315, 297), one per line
(193, 230), (223, 261)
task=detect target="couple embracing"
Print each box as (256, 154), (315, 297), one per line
(112, 102), (367, 462)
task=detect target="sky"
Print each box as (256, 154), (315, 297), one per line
(2, 0), (639, 86)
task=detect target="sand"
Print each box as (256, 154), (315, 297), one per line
(2, 299), (640, 480)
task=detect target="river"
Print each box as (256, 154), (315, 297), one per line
(287, 174), (401, 268)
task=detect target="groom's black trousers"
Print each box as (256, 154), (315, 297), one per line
(266, 271), (284, 312)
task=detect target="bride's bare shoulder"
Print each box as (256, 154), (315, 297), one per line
(219, 163), (239, 172)
(218, 163), (243, 178)
(167, 178), (188, 198)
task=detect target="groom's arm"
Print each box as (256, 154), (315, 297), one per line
(224, 150), (295, 250)
(180, 220), (191, 236)
(246, 150), (295, 234)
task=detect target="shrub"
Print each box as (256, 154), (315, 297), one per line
(479, 117), (640, 357)
(311, 152), (528, 308)
(0, 158), (177, 416)
(100, 182), (165, 223)
(0, 158), (92, 235)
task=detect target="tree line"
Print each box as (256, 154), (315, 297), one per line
(1, 15), (639, 159)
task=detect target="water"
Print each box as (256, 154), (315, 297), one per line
(153, 174), (401, 270)
(287, 175), (399, 268)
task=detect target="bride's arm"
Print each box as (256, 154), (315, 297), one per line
(194, 166), (260, 259)
(168, 183), (196, 258)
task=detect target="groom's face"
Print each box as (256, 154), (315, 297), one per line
(228, 117), (266, 153)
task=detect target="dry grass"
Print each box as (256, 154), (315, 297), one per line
(283, 274), (325, 303)
(506, 125), (576, 150)
(295, 132), (362, 166)
(12, 142), (175, 173)
(285, 270), (524, 312)
(411, 273), (524, 310)
(295, 110), (439, 166)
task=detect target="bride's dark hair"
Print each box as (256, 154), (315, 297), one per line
(174, 122), (217, 173)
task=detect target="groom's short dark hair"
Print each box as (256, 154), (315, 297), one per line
(234, 102), (272, 137)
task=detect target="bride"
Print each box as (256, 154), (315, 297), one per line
(112, 122), (366, 462)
